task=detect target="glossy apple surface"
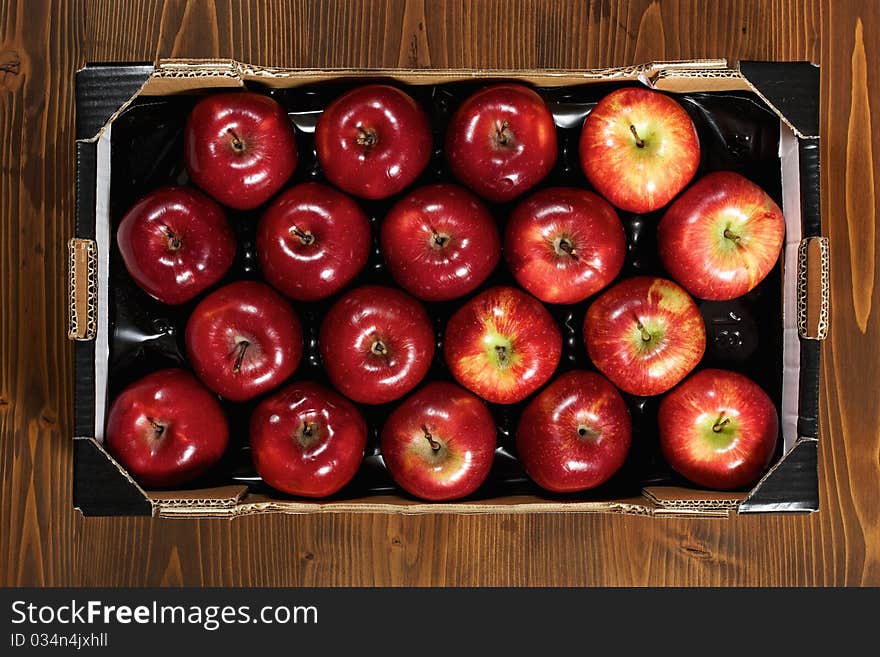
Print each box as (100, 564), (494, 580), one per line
(320, 285), (435, 404)
(446, 84), (557, 202)
(504, 187), (626, 304)
(517, 370), (631, 493)
(659, 171), (785, 300)
(659, 368), (778, 490)
(257, 182), (371, 301)
(186, 281), (302, 402)
(315, 85), (432, 199)
(105, 368), (229, 487)
(380, 184), (500, 301)
(185, 92), (297, 210)
(250, 381), (367, 497)
(584, 276), (705, 396)
(381, 381), (497, 501)
(117, 186), (235, 305)
(444, 286), (561, 404)
(579, 88), (700, 213)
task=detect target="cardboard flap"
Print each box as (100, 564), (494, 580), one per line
(73, 437), (154, 517)
(740, 438), (819, 513)
(76, 63), (153, 141)
(739, 61), (820, 139)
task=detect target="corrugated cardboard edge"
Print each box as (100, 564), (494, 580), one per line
(72, 58), (821, 518)
(798, 237), (830, 340)
(68, 238), (97, 340)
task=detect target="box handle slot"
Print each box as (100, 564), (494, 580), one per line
(68, 238), (97, 341)
(797, 236), (829, 340)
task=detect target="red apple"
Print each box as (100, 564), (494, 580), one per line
(319, 285), (435, 404)
(257, 182), (371, 301)
(185, 92), (297, 210)
(381, 382), (496, 501)
(584, 276), (705, 397)
(659, 368), (778, 490)
(445, 84), (557, 202)
(658, 171), (785, 300)
(186, 281), (302, 402)
(579, 88), (700, 213)
(444, 286), (561, 404)
(517, 370), (631, 493)
(105, 368), (229, 487)
(380, 184), (500, 301)
(315, 85), (432, 199)
(249, 381), (367, 497)
(504, 187), (626, 304)
(116, 186), (235, 305)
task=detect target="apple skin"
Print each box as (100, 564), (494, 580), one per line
(504, 187), (626, 304)
(185, 281), (303, 402)
(658, 171), (785, 300)
(185, 92), (297, 210)
(583, 276), (706, 397)
(579, 87), (700, 213)
(380, 184), (501, 301)
(381, 381), (497, 501)
(117, 186), (236, 305)
(257, 182), (371, 301)
(249, 381), (368, 498)
(315, 85), (432, 200)
(516, 370), (631, 493)
(319, 285), (435, 404)
(105, 368), (229, 488)
(443, 286), (562, 404)
(445, 84), (558, 202)
(659, 368), (778, 490)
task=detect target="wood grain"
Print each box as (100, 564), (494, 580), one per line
(0, 0), (877, 586)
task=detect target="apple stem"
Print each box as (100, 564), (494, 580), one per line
(233, 340), (250, 373)
(370, 337), (389, 359)
(495, 120), (513, 146)
(164, 227), (182, 251)
(723, 228), (741, 243)
(712, 415), (731, 433)
(227, 128), (244, 152)
(635, 319), (652, 343)
(431, 229), (449, 249)
(148, 419), (165, 438)
(557, 238), (578, 259)
(290, 225), (315, 245)
(495, 344), (510, 367)
(421, 425), (441, 452)
(356, 126), (378, 148)
(629, 124), (645, 148)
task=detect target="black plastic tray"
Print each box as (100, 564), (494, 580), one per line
(105, 78), (783, 502)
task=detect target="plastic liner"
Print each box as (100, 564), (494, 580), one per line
(105, 78), (783, 502)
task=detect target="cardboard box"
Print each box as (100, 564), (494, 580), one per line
(70, 59), (828, 518)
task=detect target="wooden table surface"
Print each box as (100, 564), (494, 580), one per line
(1, 0), (877, 587)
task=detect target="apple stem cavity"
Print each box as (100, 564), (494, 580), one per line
(227, 128), (245, 152)
(370, 336), (389, 359)
(495, 344), (510, 367)
(723, 228), (742, 243)
(629, 124), (645, 148)
(163, 227), (182, 251)
(356, 126), (378, 148)
(421, 424), (442, 452)
(148, 418), (166, 438)
(635, 319), (652, 343)
(556, 237), (578, 260)
(495, 120), (513, 147)
(290, 225), (315, 245)
(431, 229), (450, 249)
(712, 414), (731, 433)
(232, 339), (250, 373)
